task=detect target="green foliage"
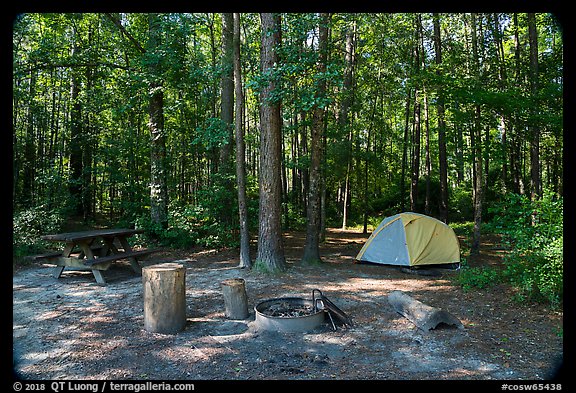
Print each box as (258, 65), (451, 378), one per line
(13, 205), (66, 258)
(12, 13), (563, 279)
(488, 191), (563, 308)
(137, 176), (247, 249)
(449, 184), (474, 222)
(456, 264), (500, 292)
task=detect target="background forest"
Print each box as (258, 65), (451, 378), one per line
(12, 13), (563, 306)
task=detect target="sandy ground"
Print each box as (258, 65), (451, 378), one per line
(12, 229), (564, 382)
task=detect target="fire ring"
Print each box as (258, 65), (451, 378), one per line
(254, 297), (326, 333)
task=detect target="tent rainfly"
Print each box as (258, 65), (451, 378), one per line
(356, 212), (460, 267)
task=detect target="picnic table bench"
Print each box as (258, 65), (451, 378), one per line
(36, 228), (159, 285)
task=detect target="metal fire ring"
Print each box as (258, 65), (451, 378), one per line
(254, 297), (326, 333)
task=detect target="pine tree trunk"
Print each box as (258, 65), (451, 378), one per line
(410, 91), (420, 212)
(302, 13), (329, 265)
(233, 12), (251, 269)
(470, 14), (483, 254)
(528, 13), (540, 202)
(148, 14), (169, 229)
(69, 42), (83, 216)
(219, 12), (235, 227)
(433, 13), (449, 223)
(400, 88), (412, 212)
(340, 19), (356, 229)
(256, 13), (286, 272)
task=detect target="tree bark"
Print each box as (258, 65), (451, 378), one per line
(388, 290), (463, 331)
(400, 88), (412, 212)
(528, 13), (540, 202)
(340, 19), (356, 229)
(470, 14), (483, 254)
(302, 13), (330, 265)
(410, 16), (422, 213)
(219, 13), (235, 227)
(410, 91), (421, 212)
(256, 13), (286, 272)
(433, 13), (449, 223)
(148, 15), (169, 230)
(221, 278), (248, 319)
(233, 13), (251, 269)
(68, 41), (83, 216)
(142, 263), (187, 334)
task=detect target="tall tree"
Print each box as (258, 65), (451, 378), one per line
(147, 14), (169, 229)
(433, 13), (449, 223)
(409, 15), (422, 213)
(301, 13), (330, 265)
(256, 13), (286, 272)
(68, 26), (84, 217)
(233, 13), (251, 269)
(528, 13), (541, 202)
(340, 18), (357, 229)
(470, 13), (484, 254)
(219, 13), (235, 226)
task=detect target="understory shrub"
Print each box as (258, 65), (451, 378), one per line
(488, 190), (563, 308)
(457, 266), (500, 291)
(13, 205), (66, 259)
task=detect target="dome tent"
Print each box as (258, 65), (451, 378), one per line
(356, 212), (460, 267)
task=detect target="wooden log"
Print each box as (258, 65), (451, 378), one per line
(142, 263), (187, 334)
(221, 278), (249, 320)
(388, 290), (463, 331)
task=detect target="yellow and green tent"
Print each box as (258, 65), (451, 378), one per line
(356, 212), (460, 267)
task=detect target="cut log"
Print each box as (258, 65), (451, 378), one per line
(387, 290), (463, 331)
(142, 263), (187, 334)
(221, 278), (249, 320)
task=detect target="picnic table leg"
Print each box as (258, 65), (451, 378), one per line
(102, 237), (120, 255)
(79, 241), (108, 285)
(92, 270), (107, 285)
(53, 242), (75, 280)
(53, 266), (65, 279)
(117, 236), (142, 274)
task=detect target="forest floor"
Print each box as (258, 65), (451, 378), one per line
(13, 229), (564, 383)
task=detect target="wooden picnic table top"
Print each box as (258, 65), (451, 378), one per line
(41, 228), (144, 243)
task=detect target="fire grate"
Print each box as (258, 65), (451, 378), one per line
(254, 289), (353, 333)
(254, 297), (325, 333)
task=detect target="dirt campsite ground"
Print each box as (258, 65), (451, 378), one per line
(12, 229), (564, 382)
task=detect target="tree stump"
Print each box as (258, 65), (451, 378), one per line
(387, 290), (463, 331)
(221, 278), (249, 320)
(142, 263), (187, 334)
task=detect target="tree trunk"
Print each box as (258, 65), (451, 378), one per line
(340, 19), (356, 229)
(233, 13), (251, 269)
(256, 13), (286, 272)
(69, 42), (83, 216)
(302, 13), (330, 265)
(410, 17), (422, 213)
(470, 14), (483, 254)
(528, 13), (540, 202)
(410, 91), (421, 212)
(147, 15), (169, 230)
(219, 13), (235, 227)
(21, 68), (37, 208)
(433, 13), (449, 223)
(400, 88), (412, 212)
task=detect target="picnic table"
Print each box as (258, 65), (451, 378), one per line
(37, 228), (158, 285)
